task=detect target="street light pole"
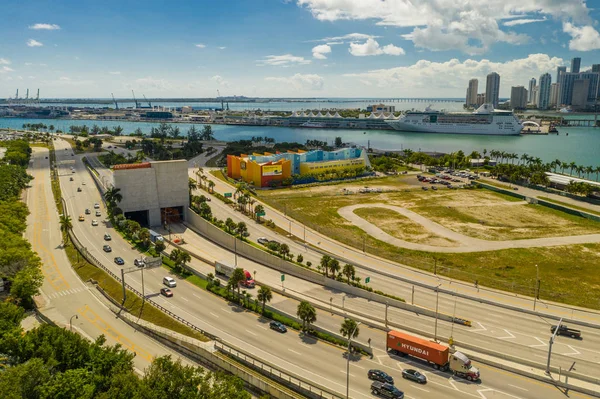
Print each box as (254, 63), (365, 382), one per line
(546, 318), (563, 375)
(346, 321), (362, 399)
(69, 314), (78, 331)
(534, 264), (539, 311)
(434, 283), (442, 342)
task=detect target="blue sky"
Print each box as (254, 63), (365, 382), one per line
(1, 0), (600, 98)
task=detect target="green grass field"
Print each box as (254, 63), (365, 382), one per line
(258, 180), (600, 309)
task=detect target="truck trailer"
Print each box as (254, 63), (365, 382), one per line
(215, 261), (255, 288)
(148, 230), (164, 243)
(386, 331), (480, 381)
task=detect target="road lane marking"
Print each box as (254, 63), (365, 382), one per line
(288, 349), (301, 355)
(562, 345), (581, 356)
(411, 385), (430, 393)
(245, 329), (257, 336)
(209, 312), (220, 318)
(340, 370), (356, 378)
(180, 297), (190, 302)
(221, 307), (232, 314)
(507, 384), (528, 391)
(350, 363), (365, 369)
(497, 329), (516, 339)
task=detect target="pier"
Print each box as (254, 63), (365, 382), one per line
(561, 118), (600, 127)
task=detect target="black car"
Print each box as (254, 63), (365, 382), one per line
(370, 381), (403, 399)
(269, 321), (287, 333)
(103, 245), (112, 252)
(114, 257), (124, 265)
(368, 369), (394, 384)
(402, 369), (427, 383)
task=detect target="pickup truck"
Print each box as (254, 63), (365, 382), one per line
(551, 325), (581, 338)
(371, 381), (404, 399)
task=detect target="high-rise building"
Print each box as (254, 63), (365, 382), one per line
(477, 93), (486, 106)
(466, 79), (478, 107)
(538, 73), (552, 110)
(557, 66), (566, 82)
(572, 79), (590, 107)
(549, 83), (558, 107)
(571, 57), (581, 73)
(528, 78), (536, 103)
(510, 86), (528, 109)
(593, 64), (600, 73)
(558, 72), (600, 106)
(485, 72), (500, 108)
(531, 86), (539, 107)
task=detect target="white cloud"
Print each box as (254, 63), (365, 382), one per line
(24, 62), (33, 66)
(348, 38), (404, 56)
(563, 23), (600, 51)
(265, 73), (324, 90)
(503, 18), (546, 27)
(310, 32), (380, 43)
(132, 76), (172, 91)
(312, 44), (331, 59)
(343, 53), (564, 97)
(218, 46), (226, 50)
(0, 66), (14, 73)
(0, 58), (10, 65)
(297, 0), (592, 53)
(59, 76), (71, 81)
(27, 39), (43, 47)
(256, 54), (311, 67)
(29, 23), (61, 30)
(109, 71), (121, 75)
(211, 75), (230, 87)
(195, 43), (206, 48)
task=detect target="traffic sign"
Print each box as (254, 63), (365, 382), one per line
(365, 277), (370, 284)
(281, 274), (285, 282)
(256, 211), (266, 217)
(224, 192), (232, 198)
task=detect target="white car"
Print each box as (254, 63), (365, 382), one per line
(94, 203), (100, 209)
(95, 211), (101, 217)
(91, 220), (98, 226)
(257, 237), (270, 245)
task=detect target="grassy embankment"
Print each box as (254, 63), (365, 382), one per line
(258, 178), (600, 309)
(48, 144), (208, 341)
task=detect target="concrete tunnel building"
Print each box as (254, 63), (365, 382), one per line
(112, 160), (189, 227)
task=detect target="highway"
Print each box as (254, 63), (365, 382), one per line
(178, 165), (600, 377)
(26, 146), (196, 373)
(56, 138), (593, 398)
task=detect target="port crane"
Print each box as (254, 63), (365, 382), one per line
(217, 89), (224, 111)
(143, 94), (152, 108)
(112, 93), (119, 110)
(131, 90), (140, 108)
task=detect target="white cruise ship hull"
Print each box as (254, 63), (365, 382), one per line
(386, 120), (522, 135)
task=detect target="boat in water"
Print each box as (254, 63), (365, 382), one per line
(300, 120), (326, 128)
(386, 104), (523, 135)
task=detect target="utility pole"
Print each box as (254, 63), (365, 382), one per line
(546, 318), (563, 375)
(120, 269), (127, 311)
(385, 302), (389, 328)
(346, 322), (362, 399)
(434, 283), (442, 342)
(234, 237), (238, 267)
(534, 264), (540, 311)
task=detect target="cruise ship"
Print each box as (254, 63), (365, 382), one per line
(386, 104), (523, 135)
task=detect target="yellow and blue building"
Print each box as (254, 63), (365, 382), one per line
(227, 148), (370, 187)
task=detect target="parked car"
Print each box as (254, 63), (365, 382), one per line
(432, 186), (437, 190)
(78, 215), (85, 221)
(421, 186), (428, 191)
(104, 233), (111, 241)
(114, 257), (124, 265)
(91, 220), (98, 226)
(269, 321), (287, 333)
(370, 381), (404, 399)
(368, 369), (394, 384)
(103, 245), (112, 252)
(402, 369), (427, 383)
(160, 288), (173, 297)
(258, 237), (270, 245)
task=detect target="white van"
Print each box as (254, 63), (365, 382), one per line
(163, 276), (177, 288)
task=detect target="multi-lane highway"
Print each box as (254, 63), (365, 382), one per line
(55, 138), (594, 398)
(26, 145), (195, 373)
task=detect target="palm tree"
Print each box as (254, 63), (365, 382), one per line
(236, 222), (248, 238)
(586, 166), (594, 179)
(297, 301), (317, 332)
(595, 166), (600, 182)
(104, 187), (122, 213)
(329, 258), (340, 279)
(208, 180), (215, 193)
(340, 318), (360, 341)
(342, 264), (355, 285)
(59, 215), (73, 245)
(139, 228), (151, 248)
(188, 178), (198, 193)
(577, 165), (585, 178)
(231, 268), (246, 298)
(225, 218), (236, 234)
(569, 162), (577, 176)
(561, 162), (568, 174)
(279, 243), (290, 260)
(320, 255), (331, 277)
(170, 249), (191, 273)
(254, 204), (264, 222)
(257, 286), (272, 314)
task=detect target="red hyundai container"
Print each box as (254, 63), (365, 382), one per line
(386, 331), (450, 369)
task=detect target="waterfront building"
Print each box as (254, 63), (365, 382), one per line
(556, 66), (566, 82)
(572, 79), (591, 108)
(367, 103), (395, 113)
(466, 79), (478, 107)
(558, 72), (600, 107)
(476, 93), (486, 106)
(531, 86), (539, 107)
(528, 78), (536, 104)
(593, 64), (600, 73)
(510, 86), (528, 109)
(485, 72), (500, 108)
(571, 57), (581, 73)
(538, 73), (552, 110)
(227, 147), (371, 188)
(549, 83), (558, 107)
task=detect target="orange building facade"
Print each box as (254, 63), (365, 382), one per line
(227, 154), (292, 187)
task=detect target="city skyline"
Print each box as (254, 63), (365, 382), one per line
(1, 0), (600, 98)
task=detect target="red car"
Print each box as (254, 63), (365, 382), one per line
(160, 288), (173, 297)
